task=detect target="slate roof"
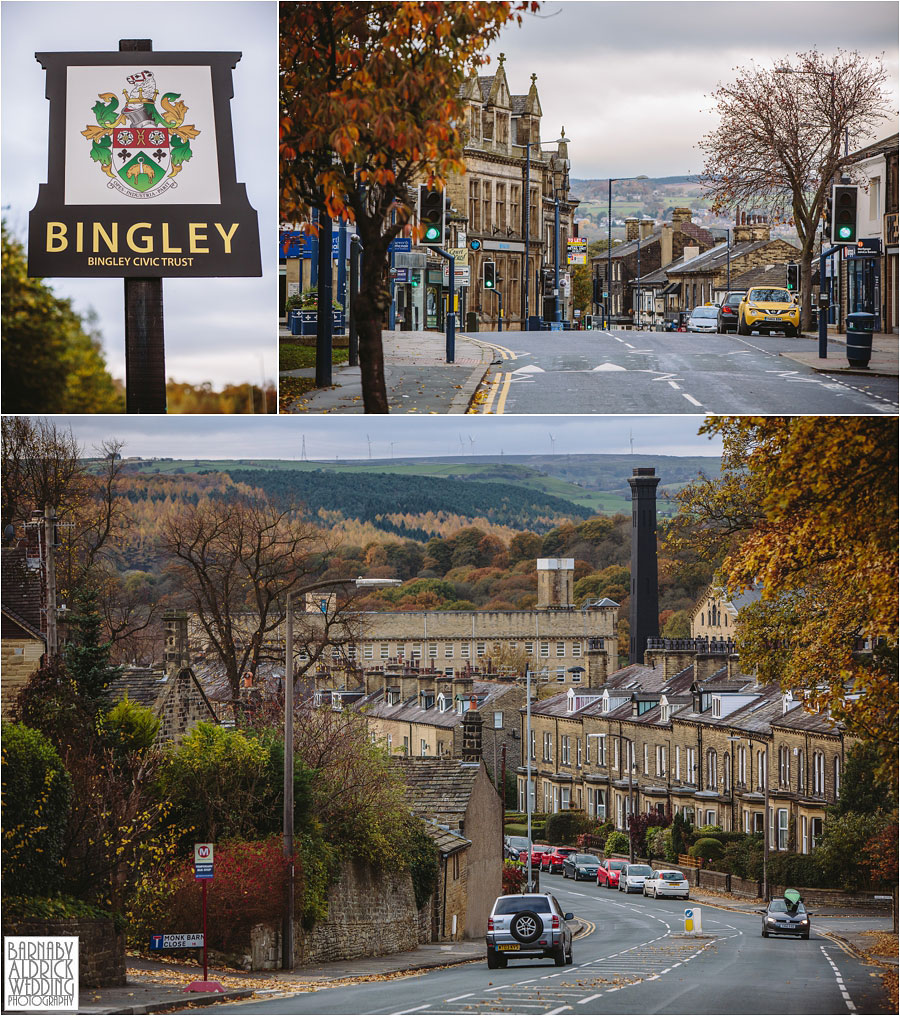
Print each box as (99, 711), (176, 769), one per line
(1, 543), (43, 641)
(421, 818), (471, 856)
(771, 705), (841, 735)
(355, 679), (518, 728)
(391, 757), (484, 818)
(104, 666), (169, 709)
(728, 263), (790, 290)
(666, 237), (799, 277)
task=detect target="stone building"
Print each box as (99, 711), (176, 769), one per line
(663, 214), (800, 311)
(392, 756), (502, 939)
(414, 57), (577, 331)
(1, 539), (45, 717)
(519, 638), (851, 856)
(690, 584), (762, 640)
(591, 210), (716, 327)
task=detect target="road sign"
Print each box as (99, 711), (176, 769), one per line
(150, 933), (205, 950)
(442, 248), (470, 287)
(194, 842), (214, 879)
(684, 906), (702, 933)
(388, 237), (412, 253)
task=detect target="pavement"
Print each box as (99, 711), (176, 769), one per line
(780, 328), (898, 376)
(279, 325), (504, 413)
(71, 901), (893, 1014)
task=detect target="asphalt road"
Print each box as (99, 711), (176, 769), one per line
(179, 872), (891, 1015)
(467, 328), (899, 415)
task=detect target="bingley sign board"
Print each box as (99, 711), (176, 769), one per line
(28, 50), (261, 277)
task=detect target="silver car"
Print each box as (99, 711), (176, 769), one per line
(618, 862), (654, 893)
(486, 893), (574, 968)
(686, 305), (719, 332)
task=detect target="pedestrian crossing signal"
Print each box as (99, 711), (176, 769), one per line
(483, 261), (496, 289)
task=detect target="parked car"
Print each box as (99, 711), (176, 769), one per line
(505, 836), (530, 862)
(716, 291), (745, 332)
(485, 893), (574, 968)
(618, 862), (654, 893)
(538, 847), (555, 871)
(737, 287), (801, 337)
(597, 858), (628, 889)
(562, 853), (602, 881)
(760, 897), (811, 939)
(530, 844), (550, 869)
(546, 846), (579, 873)
(686, 305), (719, 333)
(643, 869), (690, 899)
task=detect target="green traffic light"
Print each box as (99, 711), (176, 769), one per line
(424, 225), (440, 241)
(838, 225), (853, 240)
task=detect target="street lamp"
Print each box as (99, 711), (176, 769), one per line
(281, 575), (401, 969)
(728, 734), (769, 901)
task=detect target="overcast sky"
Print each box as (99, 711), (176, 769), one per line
(487, 0), (899, 179)
(57, 414), (722, 460)
(1, 0), (276, 390)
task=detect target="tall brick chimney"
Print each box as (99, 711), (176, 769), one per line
(628, 467), (660, 664)
(461, 696), (484, 761)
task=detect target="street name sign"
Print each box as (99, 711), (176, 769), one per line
(29, 50), (261, 278)
(150, 933), (204, 950)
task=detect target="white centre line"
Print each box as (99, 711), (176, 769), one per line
(683, 393), (703, 406)
(668, 380), (682, 389)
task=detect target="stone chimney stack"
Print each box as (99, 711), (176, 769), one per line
(671, 207), (693, 226)
(585, 641), (608, 686)
(163, 609), (190, 677)
(537, 558), (574, 608)
(461, 696), (484, 761)
(639, 218), (655, 240)
(628, 467), (661, 665)
(625, 216), (640, 241)
(733, 211), (771, 244)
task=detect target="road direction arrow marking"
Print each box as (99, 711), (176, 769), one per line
(592, 363), (627, 371)
(513, 364), (545, 373)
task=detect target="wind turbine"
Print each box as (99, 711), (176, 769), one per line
(366, 434), (372, 460)
(548, 432), (556, 455)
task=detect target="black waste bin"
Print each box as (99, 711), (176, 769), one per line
(465, 311), (478, 332)
(846, 312), (875, 368)
(526, 315), (543, 332)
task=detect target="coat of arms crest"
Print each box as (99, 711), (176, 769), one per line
(81, 69), (200, 198)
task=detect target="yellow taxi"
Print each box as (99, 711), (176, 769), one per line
(736, 287), (801, 337)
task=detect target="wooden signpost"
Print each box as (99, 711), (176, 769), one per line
(28, 40), (261, 413)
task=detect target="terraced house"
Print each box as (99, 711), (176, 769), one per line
(520, 638), (851, 856)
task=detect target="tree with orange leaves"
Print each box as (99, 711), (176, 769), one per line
(698, 50), (891, 330)
(280, 1), (537, 413)
(667, 416), (898, 786)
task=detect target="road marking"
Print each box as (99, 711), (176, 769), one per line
(479, 376), (500, 414)
(577, 994), (602, 1005)
(546, 1007), (572, 1014)
(682, 393), (703, 406)
(820, 946), (857, 1012)
(495, 373), (511, 414)
(623, 342), (635, 348)
(668, 380), (682, 389)
(592, 362), (627, 371)
(444, 993), (473, 1002)
(513, 364), (545, 373)
(387, 1005), (431, 1015)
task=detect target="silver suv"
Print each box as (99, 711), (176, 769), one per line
(485, 893), (574, 968)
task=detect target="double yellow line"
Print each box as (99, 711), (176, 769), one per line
(470, 341), (516, 414)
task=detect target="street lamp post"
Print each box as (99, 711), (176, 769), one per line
(728, 734), (769, 901)
(525, 665), (533, 891)
(607, 178), (615, 328)
(524, 130), (571, 331)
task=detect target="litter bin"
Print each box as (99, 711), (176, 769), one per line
(846, 311), (875, 368)
(466, 311), (478, 332)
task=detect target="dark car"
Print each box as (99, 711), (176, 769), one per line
(486, 893), (574, 968)
(716, 291), (745, 332)
(505, 836), (530, 862)
(562, 853), (601, 881)
(760, 897), (811, 939)
(597, 858), (628, 888)
(546, 846), (578, 873)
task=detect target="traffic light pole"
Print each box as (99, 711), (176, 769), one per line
(818, 244), (842, 359)
(348, 234), (362, 368)
(434, 248), (455, 363)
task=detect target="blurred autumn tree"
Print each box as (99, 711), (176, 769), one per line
(1, 224), (123, 412)
(280, 1), (537, 412)
(667, 416), (898, 784)
(699, 50), (891, 330)
(166, 380), (276, 414)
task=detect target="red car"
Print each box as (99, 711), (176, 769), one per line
(597, 858), (628, 888)
(538, 847), (555, 871)
(530, 844), (550, 868)
(546, 846), (578, 873)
